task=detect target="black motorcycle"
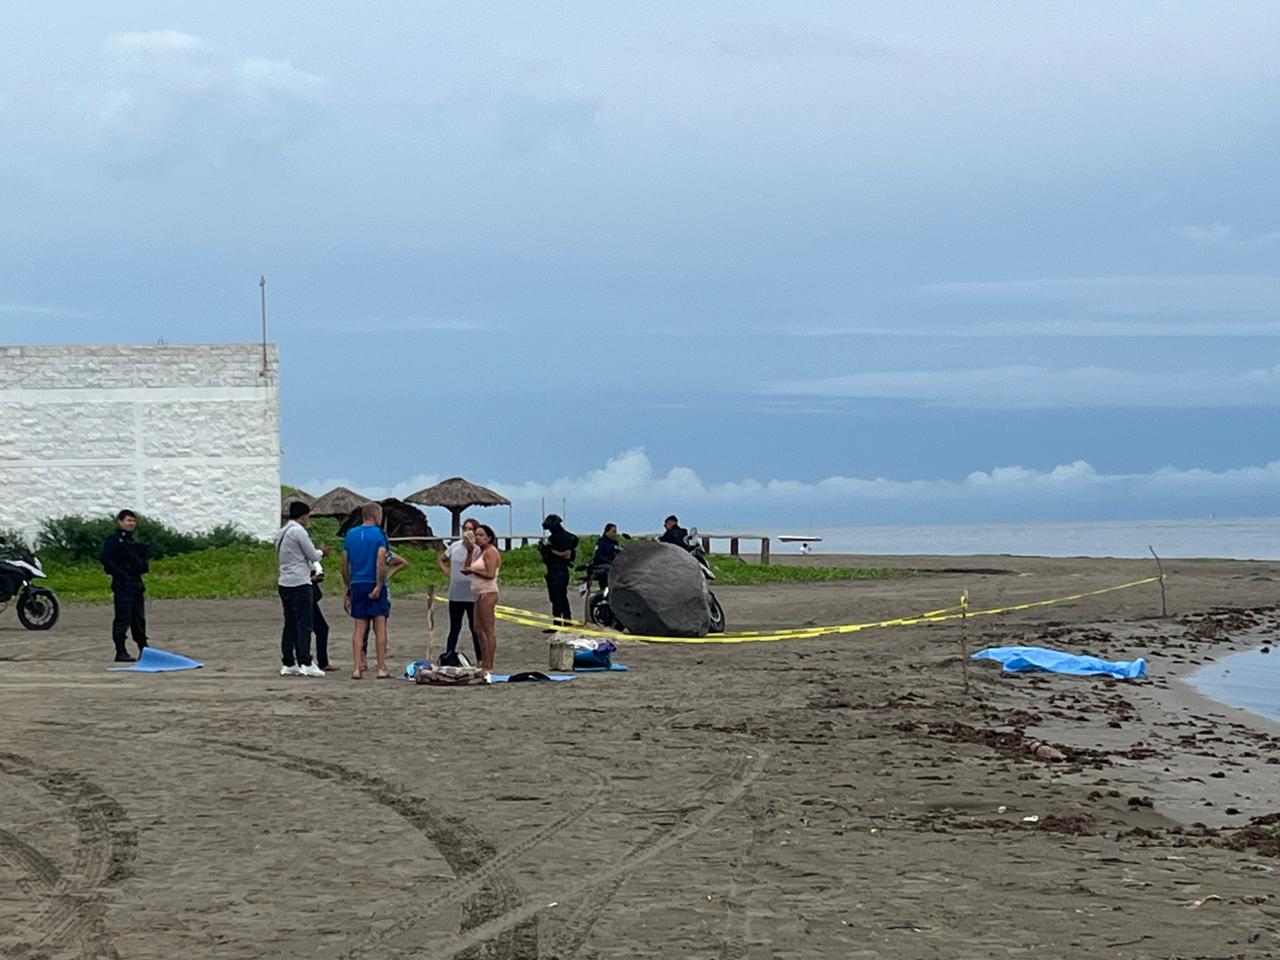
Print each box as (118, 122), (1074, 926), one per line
(578, 561), (617, 628)
(577, 530), (726, 634)
(684, 528), (726, 633)
(0, 536), (60, 630)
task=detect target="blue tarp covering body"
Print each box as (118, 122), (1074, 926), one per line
(107, 647), (203, 672)
(972, 646), (1146, 680)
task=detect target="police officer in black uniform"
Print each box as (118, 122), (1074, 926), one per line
(101, 509), (149, 662)
(659, 514), (688, 546)
(538, 514), (578, 629)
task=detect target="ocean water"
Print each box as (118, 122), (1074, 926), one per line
(772, 517), (1280, 561)
(1188, 648), (1280, 724)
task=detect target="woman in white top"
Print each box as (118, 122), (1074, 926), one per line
(435, 518), (480, 663)
(463, 523), (501, 672)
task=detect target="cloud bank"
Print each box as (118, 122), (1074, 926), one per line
(764, 364), (1280, 409)
(91, 29), (326, 173)
(300, 449), (1280, 529)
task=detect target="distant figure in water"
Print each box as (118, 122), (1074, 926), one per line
(800, 542), (812, 555)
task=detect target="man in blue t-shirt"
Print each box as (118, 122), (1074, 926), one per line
(343, 502), (390, 679)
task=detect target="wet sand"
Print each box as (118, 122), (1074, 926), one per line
(1, 554), (1278, 959)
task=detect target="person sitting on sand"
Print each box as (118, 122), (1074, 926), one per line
(463, 524), (501, 673)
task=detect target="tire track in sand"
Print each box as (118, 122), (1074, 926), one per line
(538, 706), (772, 960)
(0, 752), (138, 960)
(216, 740), (610, 960)
(433, 748), (767, 960)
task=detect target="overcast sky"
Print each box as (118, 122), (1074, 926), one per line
(2, 2), (1278, 532)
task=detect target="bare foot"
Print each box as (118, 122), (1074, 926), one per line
(376, 670), (392, 680)
(351, 671), (363, 680)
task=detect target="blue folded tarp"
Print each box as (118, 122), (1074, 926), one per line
(972, 646), (1145, 680)
(107, 647), (203, 673)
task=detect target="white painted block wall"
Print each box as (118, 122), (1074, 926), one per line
(0, 344), (281, 542)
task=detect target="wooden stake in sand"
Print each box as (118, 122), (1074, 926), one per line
(959, 590), (971, 697)
(1148, 546), (1168, 617)
(425, 585), (436, 662)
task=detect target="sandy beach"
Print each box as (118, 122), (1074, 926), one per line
(2, 553), (1278, 959)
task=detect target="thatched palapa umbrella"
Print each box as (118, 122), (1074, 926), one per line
(309, 486), (375, 518)
(281, 487), (316, 519)
(405, 477), (511, 536)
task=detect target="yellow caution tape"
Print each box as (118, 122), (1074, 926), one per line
(494, 575), (1160, 645)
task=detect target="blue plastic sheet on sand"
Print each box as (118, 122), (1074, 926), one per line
(107, 647), (203, 672)
(575, 662), (629, 673)
(972, 646), (1146, 680)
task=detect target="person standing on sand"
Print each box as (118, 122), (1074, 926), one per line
(357, 548), (407, 673)
(463, 523), (501, 673)
(275, 500), (329, 677)
(100, 509), (149, 663)
(538, 514), (578, 629)
(343, 502), (390, 679)
(310, 561), (335, 672)
(437, 517), (481, 665)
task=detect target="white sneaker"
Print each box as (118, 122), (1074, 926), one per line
(280, 664), (301, 676)
(299, 663), (325, 678)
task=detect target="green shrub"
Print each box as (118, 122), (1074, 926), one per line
(37, 514), (259, 564)
(0, 527), (32, 554)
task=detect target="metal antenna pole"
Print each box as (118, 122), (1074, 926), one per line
(259, 275), (268, 377)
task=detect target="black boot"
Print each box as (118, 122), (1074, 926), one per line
(114, 649), (136, 663)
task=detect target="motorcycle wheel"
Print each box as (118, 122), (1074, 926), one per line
(18, 587), (59, 631)
(707, 593), (726, 633)
(589, 596), (616, 629)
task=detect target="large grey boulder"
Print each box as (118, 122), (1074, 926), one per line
(608, 541), (709, 637)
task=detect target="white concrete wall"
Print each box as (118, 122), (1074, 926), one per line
(0, 344), (280, 542)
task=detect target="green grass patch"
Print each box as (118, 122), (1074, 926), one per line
(42, 527), (906, 603)
(706, 556), (906, 585)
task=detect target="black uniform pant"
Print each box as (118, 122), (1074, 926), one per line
(312, 583), (330, 669)
(445, 599), (481, 661)
(545, 567), (572, 623)
(278, 584), (314, 667)
(111, 579), (147, 653)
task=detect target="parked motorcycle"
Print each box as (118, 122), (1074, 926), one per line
(0, 536), (60, 630)
(578, 528), (726, 634)
(577, 561), (617, 629)
(683, 527), (726, 633)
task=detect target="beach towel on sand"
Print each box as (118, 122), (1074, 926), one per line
(972, 646), (1146, 680)
(414, 664), (488, 685)
(107, 648), (202, 672)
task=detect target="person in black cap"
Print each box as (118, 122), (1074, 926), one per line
(659, 514), (688, 546)
(100, 509), (149, 662)
(538, 514), (578, 629)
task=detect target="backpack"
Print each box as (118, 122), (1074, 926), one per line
(436, 649), (472, 668)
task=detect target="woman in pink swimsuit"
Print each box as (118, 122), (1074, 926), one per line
(464, 524), (501, 672)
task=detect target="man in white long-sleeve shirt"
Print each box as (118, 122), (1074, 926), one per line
(275, 501), (330, 677)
